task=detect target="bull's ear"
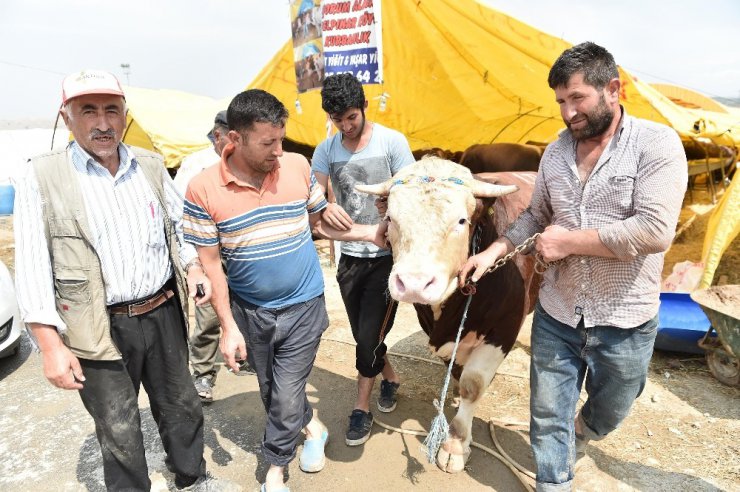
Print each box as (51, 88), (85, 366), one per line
(355, 181), (391, 196)
(468, 180), (519, 197)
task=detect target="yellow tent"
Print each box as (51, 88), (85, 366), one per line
(121, 86), (229, 169)
(251, 0), (579, 150)
(249, 0), (709, 151)
(700, 170), (739, 288)
(651, 83), (730, 113)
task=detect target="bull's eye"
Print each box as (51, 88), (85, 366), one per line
(458, 218), (467, 225)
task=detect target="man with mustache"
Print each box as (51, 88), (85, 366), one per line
(461, 42), (687, 491)
(14, 70), (236, 491)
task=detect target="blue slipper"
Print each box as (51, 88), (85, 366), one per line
(260, 484), (289, 492)
(299, 429), (328, 473)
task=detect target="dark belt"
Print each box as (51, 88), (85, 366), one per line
(109, 288), (175, 317)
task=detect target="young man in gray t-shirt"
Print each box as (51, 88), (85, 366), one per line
(312, 74), (414, 446)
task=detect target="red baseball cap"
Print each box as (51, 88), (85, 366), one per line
(61, 69), (125, 105)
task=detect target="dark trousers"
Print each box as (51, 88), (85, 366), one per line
(78, 296), (205, 491)
(231, 294), (328, 466)
(336, 255), (398, 378)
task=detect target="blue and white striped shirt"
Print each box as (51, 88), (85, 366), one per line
(14, 142), (197, 333)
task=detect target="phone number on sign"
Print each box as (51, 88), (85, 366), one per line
(326, 69), (381, 84)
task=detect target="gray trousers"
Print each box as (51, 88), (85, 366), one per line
(190, 303), (221, 382)
(231, 294), (328, 466)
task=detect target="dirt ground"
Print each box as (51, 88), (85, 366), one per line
(0, 184), (738, 491)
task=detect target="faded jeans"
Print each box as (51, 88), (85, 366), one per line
(529, 301), (657, 492)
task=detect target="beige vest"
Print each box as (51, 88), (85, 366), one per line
(31, 146), (188, 360)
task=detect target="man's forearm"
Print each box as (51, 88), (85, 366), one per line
(566, 229), (616, 258)
(198, 257), (237, 331)
(29, 323), (64, 352)
(312, 220), (376, 243)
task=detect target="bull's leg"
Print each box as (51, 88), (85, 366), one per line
(436, 343), (506, 473)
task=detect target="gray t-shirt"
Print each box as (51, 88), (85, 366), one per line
(312, 122), (414, 257)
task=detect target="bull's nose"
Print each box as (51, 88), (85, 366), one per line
(393, 272), (439, 297)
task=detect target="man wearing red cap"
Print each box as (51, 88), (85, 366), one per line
(14, 69), (237, 491)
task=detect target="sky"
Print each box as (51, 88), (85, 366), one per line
(1, 0), (738, 121)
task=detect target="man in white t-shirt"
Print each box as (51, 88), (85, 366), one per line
(312, 74), (415, 446)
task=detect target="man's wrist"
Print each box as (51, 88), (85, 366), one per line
(184, 258), (204, 274)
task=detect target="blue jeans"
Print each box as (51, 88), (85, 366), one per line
(529, 302), (657, 491)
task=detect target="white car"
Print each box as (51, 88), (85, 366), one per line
(0, 260), (22, 358)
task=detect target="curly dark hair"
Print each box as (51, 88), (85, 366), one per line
(320, 73), (365, 114)
(548, 41), (618, 90)
(227, 89), (288, 133)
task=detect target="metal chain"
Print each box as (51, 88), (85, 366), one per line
(486, 233), (541, 276)
(461, 232), (562, 294)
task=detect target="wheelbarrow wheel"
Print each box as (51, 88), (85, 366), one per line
(705, 348), (740, 387)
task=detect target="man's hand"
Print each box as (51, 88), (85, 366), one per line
(186, 261), (212, 306)
(458, 242), (509, 288)
(220, 321), (247, 373)
(536, 225), (571, 262)
(374, 196), (388, 216)
(42, 344), (85, 390)
(321, 203), (353, 231)
(371, 219), (390, 249)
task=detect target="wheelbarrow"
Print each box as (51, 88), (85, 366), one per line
(691, 285), (740, 387)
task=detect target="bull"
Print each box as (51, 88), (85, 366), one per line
(356, 157), (539, 473)
(460, 142), (543, 174)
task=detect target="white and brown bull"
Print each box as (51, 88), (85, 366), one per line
(357, 157), (539, 473)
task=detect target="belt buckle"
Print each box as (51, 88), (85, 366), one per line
(127, 298), (147, 317)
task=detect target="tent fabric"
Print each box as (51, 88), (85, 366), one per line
(700, 169), (739, 288)
(249, 0), (714, 152)
(651, 83), (730, 113)
(121, 86), (229, 169)
(622, 76), (740, 147)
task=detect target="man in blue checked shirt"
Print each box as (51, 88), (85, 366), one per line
(462, 42), (687, 491)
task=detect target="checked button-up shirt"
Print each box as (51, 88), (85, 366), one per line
(505, 109), (687, 329)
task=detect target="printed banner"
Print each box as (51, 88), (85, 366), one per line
(291, 0), (324, 93)
(321, 0), (382, 84)
(290, 0), (382, 93)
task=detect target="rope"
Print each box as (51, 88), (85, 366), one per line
(421, 225), (483, 463)
(421, 292), (473, 463)
(320, 336), (528, 379)
(372, 418), (534, 491)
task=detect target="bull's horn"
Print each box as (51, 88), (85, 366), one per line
(469, 180), (519, 197)
(355, 181), (392, 196)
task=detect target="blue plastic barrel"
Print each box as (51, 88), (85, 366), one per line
(0, 184), (15, 215)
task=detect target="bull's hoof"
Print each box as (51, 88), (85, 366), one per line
(435, 444), (471, 473)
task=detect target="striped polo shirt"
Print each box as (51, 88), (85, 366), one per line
(184, 145), (328, 308)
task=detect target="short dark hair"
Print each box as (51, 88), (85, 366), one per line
(548, 42), (619, 90)
(320, 73), (365, 114)
(227, 89), (288, 133)
(212, 123), (229, 139)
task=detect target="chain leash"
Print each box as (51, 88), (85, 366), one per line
(461, 232), (561, 295)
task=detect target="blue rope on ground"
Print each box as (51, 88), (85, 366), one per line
(422, 292), (475, 463)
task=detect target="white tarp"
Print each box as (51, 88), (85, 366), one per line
(0, 128), (70, 184)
